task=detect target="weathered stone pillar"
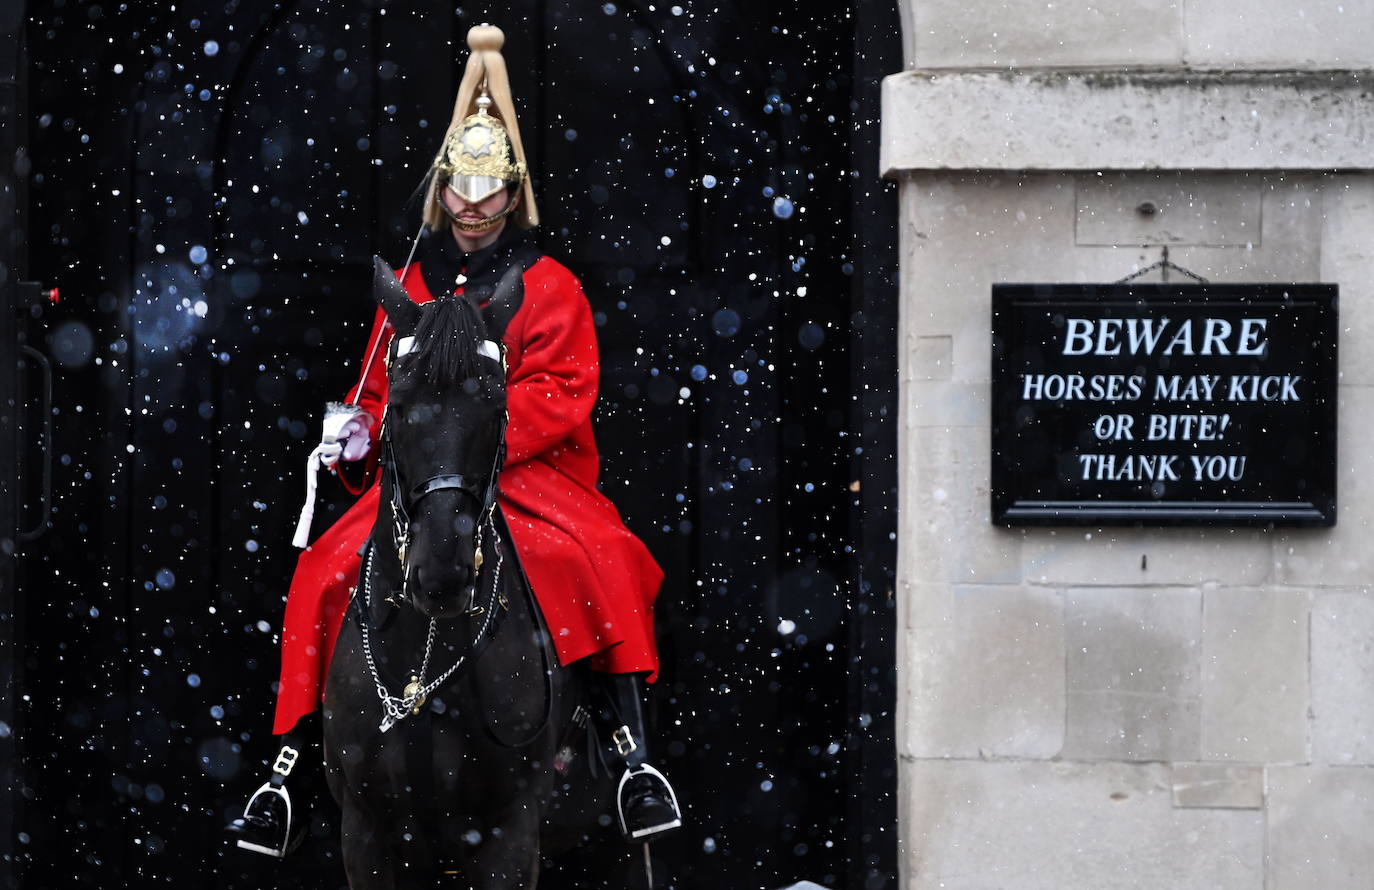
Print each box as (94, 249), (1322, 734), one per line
(882, 3), (1374, 886)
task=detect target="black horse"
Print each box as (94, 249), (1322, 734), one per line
(322, 258), (613, 889)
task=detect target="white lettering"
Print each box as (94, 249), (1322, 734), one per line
(1092, 414), (1136, 441)
(1095, 318), (1123, 355)
(1237, 318), (1268, 356)
(1154, 375), (1220, 402)
(1146, 413), (1228, 441)
(1078, 453), (1180, 481)
(1226, 375), (1301, 402)
(1125, 317), (1169, 355)
(1201, 318), (1233, 356)
(1190, 454), (1247, 482)
(1057, 317), (1270, 356)
(1163, 321), (1196, 356)
(1021, 374), (1146, 402)
(1063, 318), (1095, 355)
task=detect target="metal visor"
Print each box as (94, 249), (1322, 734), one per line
(445, 174), (508, 205)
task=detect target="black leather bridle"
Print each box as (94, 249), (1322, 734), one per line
(382, 363), (508, 614)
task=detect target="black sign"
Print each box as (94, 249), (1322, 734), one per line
(992, 284), (1338, 526)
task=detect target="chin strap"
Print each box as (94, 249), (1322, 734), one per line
(438, 191), (520, 232)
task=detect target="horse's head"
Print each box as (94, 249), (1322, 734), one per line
(371, 256), (524, 620)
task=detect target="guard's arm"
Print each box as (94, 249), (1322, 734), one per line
(336, 304), (392, 493)
(504, 264), (600, 466)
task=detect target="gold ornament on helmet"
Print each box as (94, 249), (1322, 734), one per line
(422, 25), (539, 232)
(435, 94), (527, 206)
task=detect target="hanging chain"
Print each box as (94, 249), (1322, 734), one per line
(360, 504), (505, 733)
(1116, 247), (1210, 284)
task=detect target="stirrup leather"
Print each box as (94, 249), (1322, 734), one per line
(617, 764), (682, 840)
(234, 781), (294, 858)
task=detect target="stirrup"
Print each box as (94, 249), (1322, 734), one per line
(232, 782), (296, 858)
(617, 764), (683, 841)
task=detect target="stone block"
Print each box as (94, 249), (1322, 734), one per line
(907, 380), (986, 428)
(1077, 177), (1321, 282)
(907, 333), (952, 381)
(1277, 387), (1374, 587)
(1064, 587), (1202, 762)
(904, 759), (1262, 888)
(905, 424), (1023, 583)
(1186, 0), (1374, 68)
(901, 579), (954, 633)
(903, 585), (1065, 758)
(1071, 176), (1321, 283)
(1023, 527), (1272, 587)
(1201, 586), (1309, 763)
(1266, 766), (1374, 889)
(901, 174), (1077, 383)
(1171, 763), (1264, 809)
(1321, 176), (1374, 386)
(1075, 172), (1262, 247)
(1311, 592), (1374, 766)
(910, 0), (1183, 69)
(882, 70), (1374, 175)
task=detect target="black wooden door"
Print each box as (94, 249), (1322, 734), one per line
(19, 2), (897, 887)
(2, 8), (30, 890)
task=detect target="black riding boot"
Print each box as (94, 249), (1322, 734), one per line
(223, 713), (317, 858)
(603, 673), (683, 841)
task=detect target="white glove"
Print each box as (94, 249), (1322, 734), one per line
(295, 404), (373, 548)
(336, 413), (374, 462)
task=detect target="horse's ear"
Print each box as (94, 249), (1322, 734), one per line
(372, 256), (420, 337)
(484, 263), (525, 339)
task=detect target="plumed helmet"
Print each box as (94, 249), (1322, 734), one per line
(423, 25), (538, 232)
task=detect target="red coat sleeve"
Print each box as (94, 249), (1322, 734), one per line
(504, 263), (600, 467)
(335, 305), (392, 494)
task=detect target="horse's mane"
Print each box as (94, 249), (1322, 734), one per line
(406, 295), (485, 385)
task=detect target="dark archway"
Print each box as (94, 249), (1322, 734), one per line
(14, 1), (898, 886)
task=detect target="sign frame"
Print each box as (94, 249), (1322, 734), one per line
(991, 283), (1338, 527)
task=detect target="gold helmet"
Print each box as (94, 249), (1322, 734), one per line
(422, 25), (539, 232)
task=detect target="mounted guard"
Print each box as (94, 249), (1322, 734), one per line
(224, 23), (683, 866)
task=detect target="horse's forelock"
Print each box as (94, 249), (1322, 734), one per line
(403, 296), (486, 386)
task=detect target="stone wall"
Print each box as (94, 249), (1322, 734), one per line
(882, 2), (1374, 887)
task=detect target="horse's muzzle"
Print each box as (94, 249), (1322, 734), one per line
(410, 564), (476, 616)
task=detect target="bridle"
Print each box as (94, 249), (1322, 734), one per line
(383, 419), (507, 615)
(383, 334), (508, 614)
(361, 331), (512, 733)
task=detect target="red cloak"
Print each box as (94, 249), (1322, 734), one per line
(273, 250), (663, 735)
